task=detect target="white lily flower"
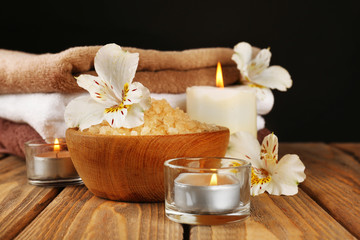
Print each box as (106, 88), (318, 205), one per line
(226, 131), (306, 196)
(65, 43), (151, 131)
(232, 42), (293, 91)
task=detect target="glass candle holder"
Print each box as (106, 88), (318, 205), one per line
(25, 138), (83, 187)
(164, 157), (251, 225)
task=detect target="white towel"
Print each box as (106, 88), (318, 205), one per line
(0, 93), (188, 139)
(0, 93), (83, 139)
(151, 93), (187, 111)
(0, 90), (271, 139)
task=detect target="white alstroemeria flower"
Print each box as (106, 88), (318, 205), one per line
(226, 131), (306, 196)
(65, 43), (151, 130)
(232, 42), (292, 91)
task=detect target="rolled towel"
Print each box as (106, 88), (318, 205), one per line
(0, 46), (258, 94)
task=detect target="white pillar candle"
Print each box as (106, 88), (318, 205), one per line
(174, 173), (240, 213)
(186, 86), (257, 137)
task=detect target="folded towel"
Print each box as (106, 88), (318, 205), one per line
(0, 118), (43, 158)
(0, 47), (99, 94)
(126, 47), (239, 71)
(0, 46), (258, 94)
(0, 93), (191, 139)
(0, 93), (83, 139)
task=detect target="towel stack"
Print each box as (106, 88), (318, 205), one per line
(0, 46), (242, 94)
(0, 45), (270, 158)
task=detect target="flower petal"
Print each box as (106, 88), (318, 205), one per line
(95, 43), (139, 98)
(134, 83), (151, 108)
(122, 104), (146, 128)
(122, 85), (151, 128)
(266, 154), (306, 195)
(123, 82), (148, 105)
(104, 106), (127, 128)
(64, 96), (105, 131)
(232, 42), (252, 73)
(226, 131), (261, 167)
(251, 183), (267, 196)
(248, 48), (271, 78)
(251, 66), (293, 91)
(76, 74), (119, 106)
(261, 133), (279, 169)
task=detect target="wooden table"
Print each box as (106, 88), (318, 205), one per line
(0, 143), (359, 240)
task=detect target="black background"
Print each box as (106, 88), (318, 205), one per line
(1, 1), (358, 142)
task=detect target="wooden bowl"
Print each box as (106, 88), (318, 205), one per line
(66, 127), (229, 202)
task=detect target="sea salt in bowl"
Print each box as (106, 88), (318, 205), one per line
(66, 100), (230, 202)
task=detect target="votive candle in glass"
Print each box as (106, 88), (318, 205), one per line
(164, 157), (251, 225)
(25, 138), (83, 187)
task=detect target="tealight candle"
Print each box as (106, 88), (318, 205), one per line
(25, 138), (82, 186)
(33, 150), (77, 179)
(186, 62), (257, 137)
(164, 157), (251, 225)
(174, 173), (240, 213)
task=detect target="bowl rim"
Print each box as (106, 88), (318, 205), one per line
(164, 157), (251, 171)
(66, 126), (229, 138)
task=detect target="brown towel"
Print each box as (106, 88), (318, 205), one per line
(126, 47), (237, 71)
(0, 118), (43, 158)
(0, 47), (99, 94)
(0, 46), (246, 94)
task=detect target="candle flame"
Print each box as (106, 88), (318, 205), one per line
(216, 62), (224, 88)
(210, 173), (218, 186)
(54, 138), (60, 152)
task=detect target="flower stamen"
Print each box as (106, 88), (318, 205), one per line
(251, 168), (271, 186)
(105, 103), (130, 114)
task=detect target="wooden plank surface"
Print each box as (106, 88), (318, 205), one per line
(281, 143), (360, 238)
(190, 142), (359, 240)
(0, 156), (62, 240)
(16, 185), (183, 240)
(190, 189), (355, 240)
(331, 143), (360, 161)
(1, 143), (359, 240)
